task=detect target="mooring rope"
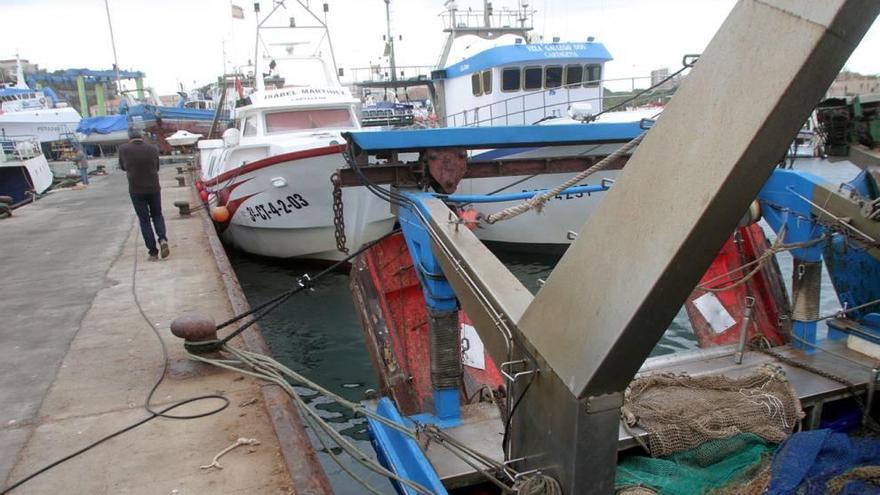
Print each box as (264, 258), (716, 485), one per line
(485, 131), (646, 224)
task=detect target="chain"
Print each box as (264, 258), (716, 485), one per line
(331, 172), (349, 254)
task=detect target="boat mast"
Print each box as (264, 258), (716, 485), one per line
(13, 54), (28, 90)
(104, 0), (123, 94)
(384, 0), (397, 82)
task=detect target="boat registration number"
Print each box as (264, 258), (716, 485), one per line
(245, 194), (310, 222)
(521, 184), (593, 200)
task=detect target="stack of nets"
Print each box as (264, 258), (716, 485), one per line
(621, 364), (803, 457)
(616, 364), (804, 494)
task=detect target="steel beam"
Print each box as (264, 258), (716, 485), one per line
(519, 0), (880, 399)
(404, 1), (878, 493)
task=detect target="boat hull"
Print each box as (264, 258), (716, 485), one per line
(0, 107), (81, 143)
(207, 147), (396, 261)
(0, 153), (53, 203)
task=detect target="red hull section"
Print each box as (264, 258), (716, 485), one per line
(350, 233), (504, 416)
(685, 224), (791, 347)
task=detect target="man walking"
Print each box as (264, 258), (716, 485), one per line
(119, 129), (169, 261)
(74, 146), (89, 185)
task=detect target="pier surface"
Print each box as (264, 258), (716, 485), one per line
(0, 166), (295, 493)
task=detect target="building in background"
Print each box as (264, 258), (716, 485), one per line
(827, 70), (880, 97)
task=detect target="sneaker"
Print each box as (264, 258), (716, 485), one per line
(160, 241), (170, 259)
(148, 254), (159, 262)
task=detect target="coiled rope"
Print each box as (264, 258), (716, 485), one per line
(189, 344), (560, 494)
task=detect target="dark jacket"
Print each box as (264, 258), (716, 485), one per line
(119, 139), (161, 195)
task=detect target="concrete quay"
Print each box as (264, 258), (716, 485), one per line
(0, 165), (329, 494)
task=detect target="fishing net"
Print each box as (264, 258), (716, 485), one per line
(615, 433), (774, 495)
(766, 429), (880, 495)
(621, 364), (803, 457)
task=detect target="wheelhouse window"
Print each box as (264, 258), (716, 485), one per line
(265, 108), (356, 133)
(565, 65), (583, 86)
(481, 70), (492, 95)
(544, 66), (563, 89)
(501, 67), (521, 92)
(242, 117), (257, 136)
(585, 64), (602, 87)
(471, 73), (482, 96)
(523, 66), (542, 90)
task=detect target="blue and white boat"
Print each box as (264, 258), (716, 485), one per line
(426, 1), (664, 251)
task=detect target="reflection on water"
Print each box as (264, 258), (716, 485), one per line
(229, 157), (861, 494)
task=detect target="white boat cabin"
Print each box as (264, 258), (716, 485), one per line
(435, 36), (612, 127)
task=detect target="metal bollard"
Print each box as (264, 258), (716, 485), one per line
(173, 200), (191, 216)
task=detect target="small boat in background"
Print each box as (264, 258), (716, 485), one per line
(165, 129), (203, 147)
(123, 88), (229, 153)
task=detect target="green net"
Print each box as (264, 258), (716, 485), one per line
(615, 434), (775, 495)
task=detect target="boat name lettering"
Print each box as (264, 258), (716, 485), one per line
(524, 43), (587, 53)
(265, 88), (347, 100)
(244, 194), (310, 222)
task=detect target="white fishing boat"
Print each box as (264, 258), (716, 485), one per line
(0, 135), (53, 204)
(200, 4), (394, 261)
(0, 57), (81, 144)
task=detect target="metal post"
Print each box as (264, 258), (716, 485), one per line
(136, 77), (145, 101)
(866, 368), (879, 425)
(735, 296), (756, 364)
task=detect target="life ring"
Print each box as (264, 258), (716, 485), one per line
(39, 97), (46, 105)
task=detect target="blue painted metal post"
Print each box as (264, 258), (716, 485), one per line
(398, 193), (462, 423)
(758, 170), (828, 353)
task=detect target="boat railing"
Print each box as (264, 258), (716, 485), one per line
(0, 135), (42, 162)
(441, 75), (676, 128)
(345, 65), (436, 84)
(439, 8), (534, 31)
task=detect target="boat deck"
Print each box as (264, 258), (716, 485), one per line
(620, 340), (878, 450)
(0, 166), (308, 493)
(427, 339), (878, 487)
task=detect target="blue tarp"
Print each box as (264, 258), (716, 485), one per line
(76, 115), (128, 135)
(767, 429), (880, 495)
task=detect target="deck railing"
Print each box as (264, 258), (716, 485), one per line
(0, 135), (42, 162)
(439, 9), (534, 31)
(441, 75), (678, 128)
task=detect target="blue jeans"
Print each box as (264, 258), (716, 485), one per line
(79, 167), (89, 185)
(130, 191), (167, 256)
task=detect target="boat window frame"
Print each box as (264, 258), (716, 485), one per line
(481, 70), (492, 95)
(584, 64), (602, 88)
(263, 107), (357, 134)
(241, 116), (258, 137)
(564, 64), (584, 86)
(523, 65), (543, 91)
(544, 65), (563, 89)
(501, 67), (521, 92)
(471, 73), (482, 96)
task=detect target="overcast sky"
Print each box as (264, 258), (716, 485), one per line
(2, 0), (879, 95)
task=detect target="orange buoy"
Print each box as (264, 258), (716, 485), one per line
(195, 180), (204, 191)
(199, 189), (209, 202)
(211, 206), (230, 223)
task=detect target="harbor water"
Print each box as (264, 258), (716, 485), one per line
(229, 157), (862, 494)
